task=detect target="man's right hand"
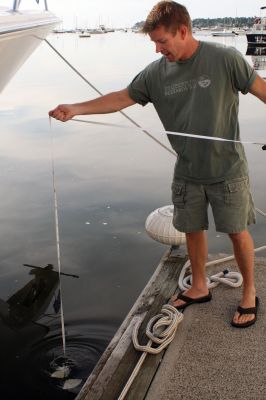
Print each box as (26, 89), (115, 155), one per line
(49, 104), (76, 122)
(48, 89), (136, 122)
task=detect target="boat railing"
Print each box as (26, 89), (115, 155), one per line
(12, 0), (48, 11)
(254, 24), (264, 31)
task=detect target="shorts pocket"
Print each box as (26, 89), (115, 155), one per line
(224, 177), (249, 208)
(171, 182), (186, 209)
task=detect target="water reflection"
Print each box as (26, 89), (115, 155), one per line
(0, 264), (115, 399)
(0, 264), (61, 327)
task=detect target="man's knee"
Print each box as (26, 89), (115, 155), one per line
(228, 230), (251, 244)
(186, 230), (206, 243)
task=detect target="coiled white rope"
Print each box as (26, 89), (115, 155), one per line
(179, 243), (266, 291)
(120, 242), (266, 399)
(179, 259), (243, 291)
(118, 304), (183, 400)
(132, 304), (184, 354)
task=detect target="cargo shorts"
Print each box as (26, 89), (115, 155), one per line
(172, 176), (256, 233)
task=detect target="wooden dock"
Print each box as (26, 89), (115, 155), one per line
(75, 249), (266, 400)
(75, 247), (187, 400)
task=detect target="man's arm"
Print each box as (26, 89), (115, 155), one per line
(49, 88), (136, 122)
(249, 75), (266, 103)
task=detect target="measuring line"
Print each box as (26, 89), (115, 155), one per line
(49, 117), (67, 360)
(43, 38), (266, 152)
(71, 118), (266, 148)
(43, 38), (176, 156)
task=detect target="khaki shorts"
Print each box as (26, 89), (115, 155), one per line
(172, 176), (256, 233)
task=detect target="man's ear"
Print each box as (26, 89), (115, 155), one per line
(179, 25), (188, 39)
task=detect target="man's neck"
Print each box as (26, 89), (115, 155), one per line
(179, 38), (199, 61)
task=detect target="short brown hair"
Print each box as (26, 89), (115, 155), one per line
(142, 1), (192, 34)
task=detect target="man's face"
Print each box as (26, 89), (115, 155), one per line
(149, 25), (186, 62)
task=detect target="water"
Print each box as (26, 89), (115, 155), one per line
(0, 31), (265, 399)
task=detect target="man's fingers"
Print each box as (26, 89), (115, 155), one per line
(48, 105), (72, 122)
(49, 108), (67, 121)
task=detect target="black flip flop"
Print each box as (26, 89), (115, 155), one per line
(170, 290), (212, 310)
(231, 297), (259, 328)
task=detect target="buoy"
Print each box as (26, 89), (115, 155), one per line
(145, 205), (186, 246)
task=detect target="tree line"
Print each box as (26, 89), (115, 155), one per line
(193, 17), (254, 29)
(133, 17), (255, 30)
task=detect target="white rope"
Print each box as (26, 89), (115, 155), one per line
(178, 244), (266, 291)
(132, 304), (183, 353)
(43, 39), (266, 153)
(118, 304), (183, 400)
(119, 243), (266, 399)
(256, 207), (266, 217)
(49, 117), (67, 361)
(43, 38), (176, 157)
(71, 118), (266, 147)
(178, 260), (243, 291)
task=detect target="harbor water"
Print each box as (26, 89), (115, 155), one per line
(0, 31), (265, 399)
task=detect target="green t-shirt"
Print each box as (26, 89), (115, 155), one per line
(127, 41), (257, 184)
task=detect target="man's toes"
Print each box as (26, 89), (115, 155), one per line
(233, 312), (254, 324)
(169, 294), (184, 307)
(170, 294), (178, 303)
(171, 298), (185, 307)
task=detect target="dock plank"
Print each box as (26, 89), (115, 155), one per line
(75, 247), (187, 400)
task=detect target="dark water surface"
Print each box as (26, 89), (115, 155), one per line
(0, 32), (265, 399)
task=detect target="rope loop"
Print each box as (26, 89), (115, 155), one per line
(209, 269), (243, 288)
(178, 259), (243, 291)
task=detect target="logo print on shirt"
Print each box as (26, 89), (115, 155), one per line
(198, 75), (211, 88)
(164, 75), (211, 96)
(165, 79), (197, 95)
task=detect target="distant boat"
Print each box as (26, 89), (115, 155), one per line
(79, 31), (91, 38)
(246, 7), (266, 46)
(88, 25), (107, 34)
(87, 25), (115, 34)
(211, 30), (238, 37)
(53, 28), (67, 34)
(0, 0), (60, 92)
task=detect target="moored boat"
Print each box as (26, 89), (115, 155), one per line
(211, 30), (237, 37)
(246, 7), (266, 46)
(79, 31), (91, 38)
(0, 0), (60, 92)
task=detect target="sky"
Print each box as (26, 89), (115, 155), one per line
(2, 0), (266, 27)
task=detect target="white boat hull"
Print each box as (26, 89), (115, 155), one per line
(211, 31), (236, 37)
(0, 9), (60, 92)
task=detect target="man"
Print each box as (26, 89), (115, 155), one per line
(49, 1), (266, 327)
